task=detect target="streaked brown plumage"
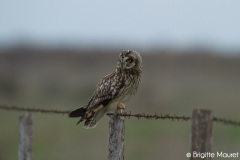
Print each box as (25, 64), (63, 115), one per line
(69, 50), (142, 129)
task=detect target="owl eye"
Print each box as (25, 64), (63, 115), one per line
(126, 58), (133, 63)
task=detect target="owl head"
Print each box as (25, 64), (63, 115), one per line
(117, 50), (142, 71)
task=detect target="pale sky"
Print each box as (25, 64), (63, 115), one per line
(0, 0), (240, 51)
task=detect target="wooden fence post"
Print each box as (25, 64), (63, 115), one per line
(18, 113), (32, 160)
(190, 109), (213, 160)
(108, 114), (125, 160)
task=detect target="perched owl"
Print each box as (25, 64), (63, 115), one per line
(69, 50), (142, 129)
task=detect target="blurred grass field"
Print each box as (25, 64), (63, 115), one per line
(0, 48), (240, 160)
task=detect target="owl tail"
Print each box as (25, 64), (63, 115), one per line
(83, 107), (106, 129)
(69, 106), (106, 128)
(69, 107), (87, 124)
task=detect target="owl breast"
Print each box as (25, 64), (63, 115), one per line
(114, 71), (141, 103)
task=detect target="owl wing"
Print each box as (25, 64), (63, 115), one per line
(86, 72), (124, 111)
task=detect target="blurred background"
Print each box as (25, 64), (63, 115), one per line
(1, 0), (240, 160)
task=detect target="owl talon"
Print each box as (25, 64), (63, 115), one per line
(117, 102), (126, 110)
(117, 102), (126, 119)
(116, 108), (125, 120)
(116, 108), (123, 114)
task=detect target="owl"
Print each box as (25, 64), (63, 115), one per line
(69, 50), (142, 129)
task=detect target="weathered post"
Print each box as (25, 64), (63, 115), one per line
(108, 114), (125, 160)
(190, 109), (213, 160)
(18, 113), (32, 160)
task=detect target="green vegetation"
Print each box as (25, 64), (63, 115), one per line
(0, 50), (240, 160)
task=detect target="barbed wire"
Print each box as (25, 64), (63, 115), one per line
(0, 105), (70, 114)
(0, 105), (240, 127)
(212, 117), (240, 126)
(107, 112), (190, 121)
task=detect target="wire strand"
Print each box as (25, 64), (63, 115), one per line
(1, 105), (240, 126)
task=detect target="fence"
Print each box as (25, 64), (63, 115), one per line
(0, 105), (240, 160)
